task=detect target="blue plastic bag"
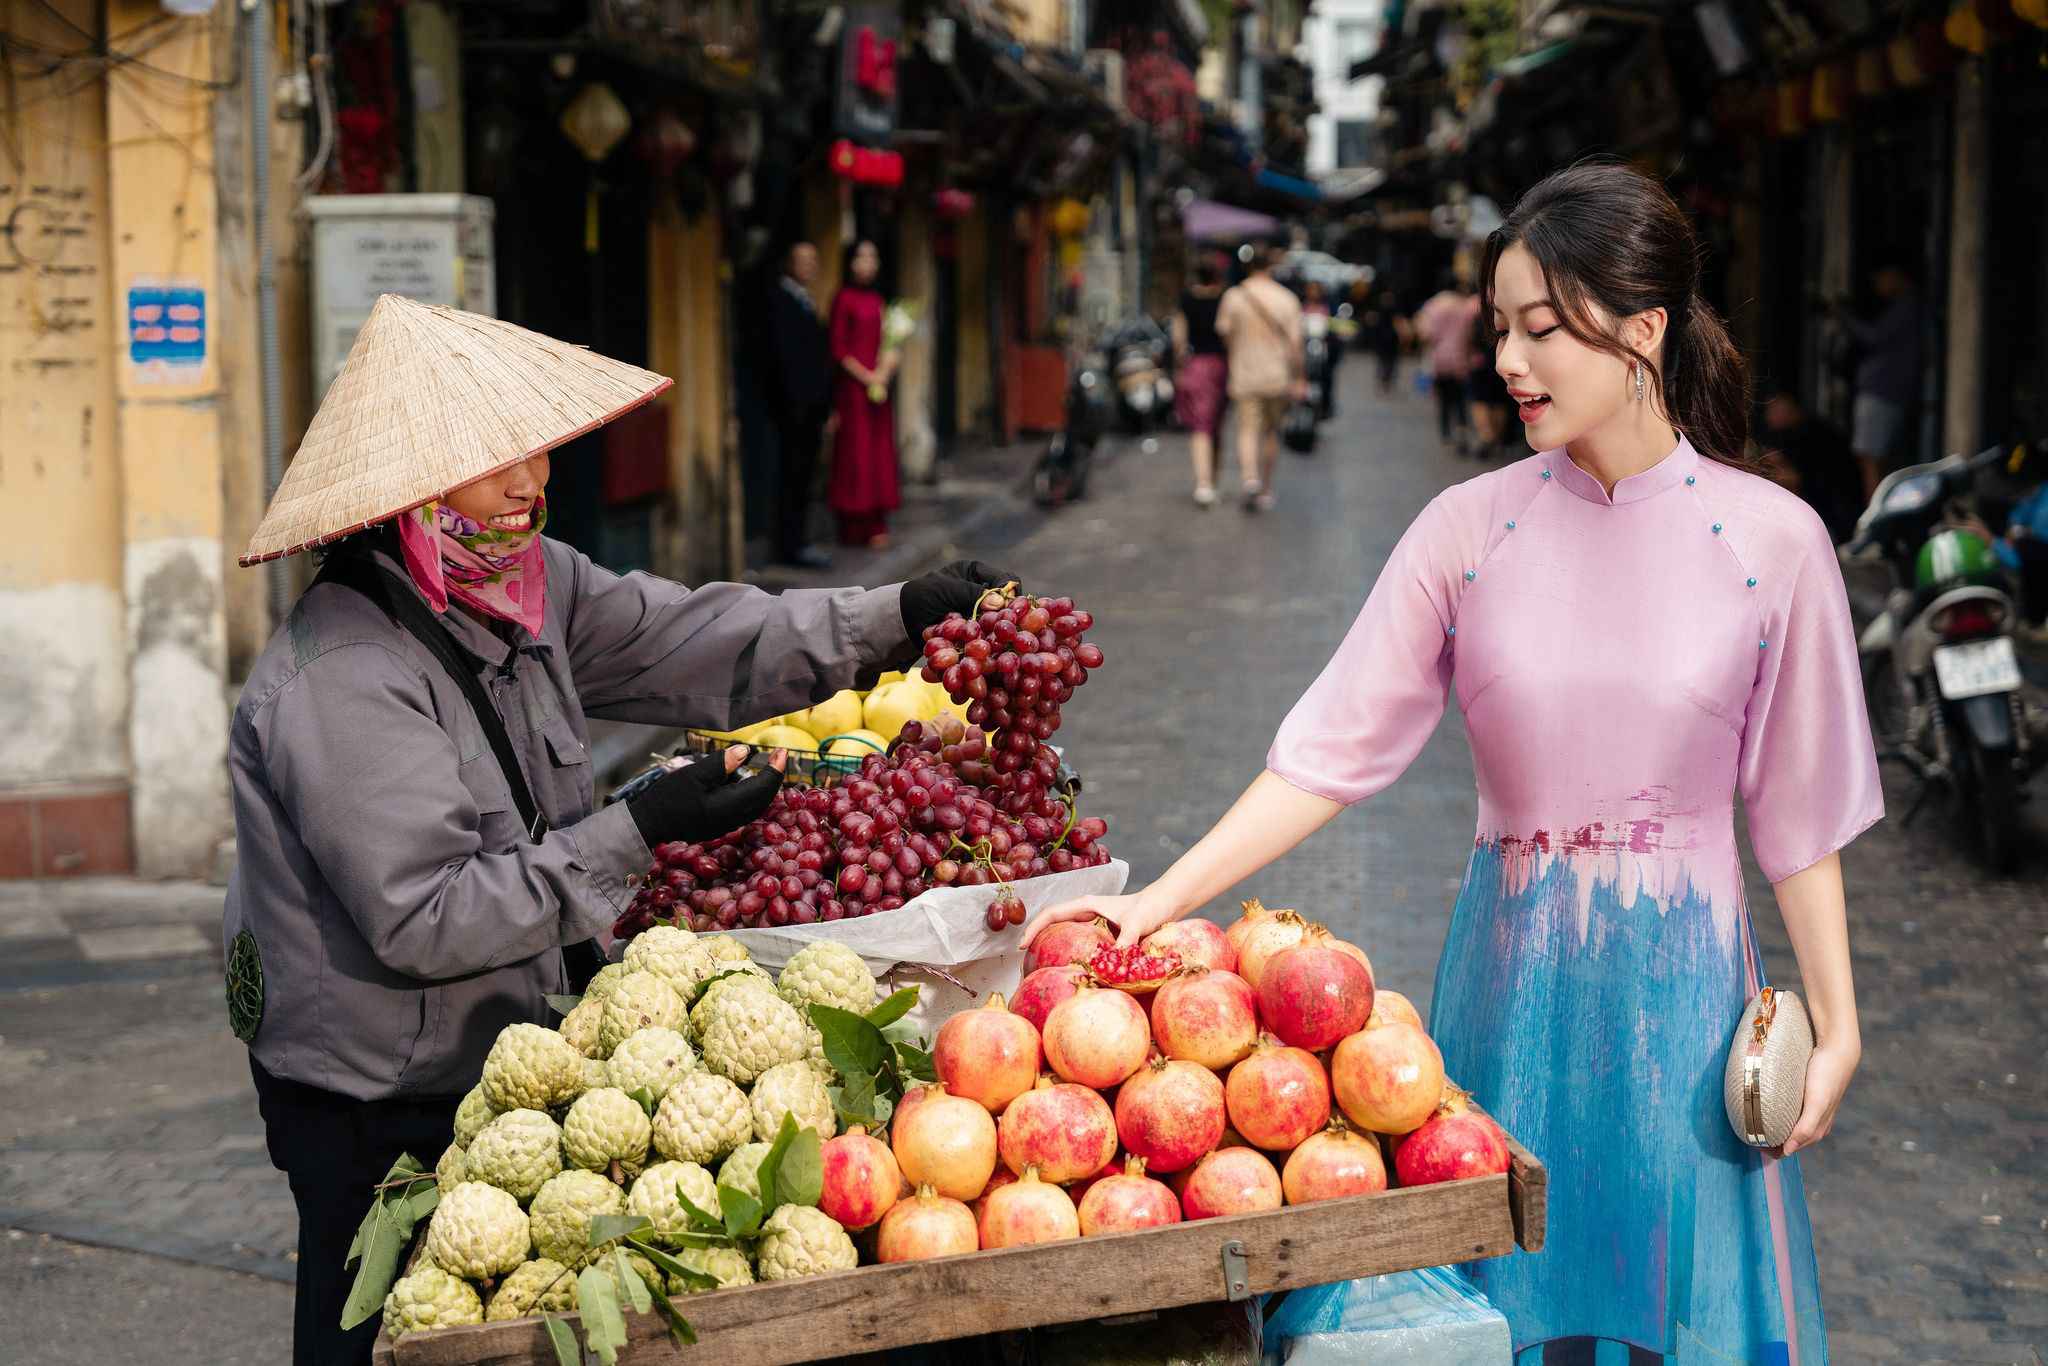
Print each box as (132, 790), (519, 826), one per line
(1263, 1267), (1512, 1365)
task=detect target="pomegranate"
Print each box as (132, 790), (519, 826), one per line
(1066, 1155), (1123, 1206)
(1027, 916), (1114, 974)
(1224, 898), (1281, 962)
(1330, 1022), (1445, 1135)
(818, 1125), (902, 1230)
(1042, 985), (1151, 1089)
(970, 1165), (1017, 1223)
(1150, 968), (1259, 1071)
(1086, 942), (1182, 993)
(1010, 963), (1088, 1033)
(1114, 1056), (1227, 1174)
(1280, 1120), (1388, 1204)
(1223, 1038), (1331, 1152)
(1179, 1147), (1283, 1219)
(875, 1184), (979, 1261)
(1142, 917), (1236, 974)
(1368, 988), (1424, 1031)
(890, 1082), (998, 1201)
(1257, 927), (1375, 1050)
(1235, 908), (1311, 990)
(1394, 1096), (1510, 1187)
(1328, 936), (1374, 979)
(978, 1166), (1080, 1247)
(998, 1076), (1118, 1183)
(934, 993), (1042, 1113)
(1077, 1156), (1182, 1235)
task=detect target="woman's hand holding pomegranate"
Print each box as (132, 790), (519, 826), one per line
(1776, 1036), (1859, 1157)
(1022, 887), (1180, 950)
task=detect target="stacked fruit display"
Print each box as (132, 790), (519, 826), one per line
(695, 671), (968, 765)
(380, 932), (881, 1340)
(855, 899), (1514, 1257)
(614, 589), (1114, 940)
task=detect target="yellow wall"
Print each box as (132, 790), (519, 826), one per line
(956, 206), (993, 437)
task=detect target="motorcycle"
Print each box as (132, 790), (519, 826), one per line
(1032, 341), (1114, 508)
(1848, 441), (2036, 872)
(1303, 312), (1336, 422)
(1105, 316), (1174, 434)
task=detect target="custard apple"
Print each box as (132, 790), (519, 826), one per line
(558, 999), (604, 1059)
(383, 1266), (484, 1338)
(777, 941), (877, 1015)
(561, 1087), (654, 1180)
(599, 971), (689, 1057)
(697, 935), (753, 966)
(606, 1026), (696, 1100)
(696, 984), (809, 1085)
(651, 1071), (753, 1165)
(625, 1160), (719, 1242)
(528, 1169), (627, 1264)
(805, 1022), (837, 1081)
(465, 1109), (565, 1204)
(624, 926), (717, 999)
(579, 1058), (609, 1094)
(689, 967), (774, 1034)
(424, 1181), (531, 1280)
(481, 1023), (584, 1113)
(756, 1205), (857, 1281)
(435, 1144), (468, 1189)
(453, 1085), (499, 1148)
(484, 1258), (578, 1320)
(582, 962), (632, 1007)
(749, 1060), (835, 1142)
(668, 1244), (755, 1293)
(716, 1142), (772, 1200)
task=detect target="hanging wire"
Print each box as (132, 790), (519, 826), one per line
(293, 0), (335, 192)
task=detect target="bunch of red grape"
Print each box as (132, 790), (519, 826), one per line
(613, 589), (1111, 940)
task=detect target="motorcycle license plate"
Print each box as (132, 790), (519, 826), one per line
(1932, 637), (2022, 700)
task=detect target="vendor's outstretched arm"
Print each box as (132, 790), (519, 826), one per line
(1023, 771), (1341, 947)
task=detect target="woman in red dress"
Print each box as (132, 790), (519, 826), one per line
(828, 240), (901, 549)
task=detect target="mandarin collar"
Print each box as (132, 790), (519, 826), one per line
(1547, 435), (1701, 507)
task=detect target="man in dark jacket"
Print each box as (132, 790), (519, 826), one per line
(766, 242), (836, 568)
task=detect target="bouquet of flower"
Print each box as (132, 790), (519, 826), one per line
(869, 299), (922, 403)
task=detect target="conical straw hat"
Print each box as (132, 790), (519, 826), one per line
(240, 294), (672, 564)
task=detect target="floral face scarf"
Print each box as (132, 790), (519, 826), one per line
(396, 495), (549, 638)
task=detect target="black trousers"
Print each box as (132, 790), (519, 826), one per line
(1434, 373), (1469, 439)
(251, 1058), (463, 1366)
(774, 402), (830, 560)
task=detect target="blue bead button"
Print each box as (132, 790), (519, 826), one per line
(1686, 475), (1696, 486)
(1541, 470), (1552, 480)
(1464, 569), (1477, 581)
(1447, 626), (1457, 637)
(1747, 577), (1758, 589)
(1759, 639), (1769, 649)
(1711, 522), (1723, 534)
(1505, 520), (1516, 530)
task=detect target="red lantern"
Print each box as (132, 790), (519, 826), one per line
(933, 187), (977, 219)
(830, 139), (904, 187)
(857, 27), (898, 98)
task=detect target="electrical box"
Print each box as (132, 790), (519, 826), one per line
(306, 194), (494, 395)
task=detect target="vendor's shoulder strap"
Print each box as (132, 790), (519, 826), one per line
(319, 553), (548, 843)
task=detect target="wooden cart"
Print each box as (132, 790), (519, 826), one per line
(372, 1128), (1543, 1366)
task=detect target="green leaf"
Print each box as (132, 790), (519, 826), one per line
(626, 1238), (721, 1293)
(879, 1019), (927, 1047)
(717, 1184), (764, 1240)
(544, 993), (583, 1017)
(627, 1085), (659, 1118)
(808, 1003), (890, 1078)
(775, 1126), (824, 1210)
(338, 1155), (437, 1330)
(675, 1191), (727, 1233)
(752, 1112), (800, 1214)
(578, 1264), (629, 1365)
(543, 1313), (581, 1366)
(646, 1282), (700, 1346)
(826, 1075), (878, 1129)
(864, 986), (919, 1029)
(612, 1247), (654, 1315)
(693, 966), (757, 1003)
(894, 1040), (938, 1083)
(588, 1213), (653, 1248)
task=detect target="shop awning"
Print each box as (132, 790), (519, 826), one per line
(1182, 199), (1282, 241)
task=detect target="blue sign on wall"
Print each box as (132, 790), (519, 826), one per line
(127, 280), (206, 377)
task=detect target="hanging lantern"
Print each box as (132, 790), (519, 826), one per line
(1049, 197), (1091, 240)
(560, 84), (632, 255)
(933, 187), (976, 219)
(1808, 61), (1849, 120)
(1944, 0), (1989, 53)
(2016, 0), (2048, 30)
(636, 109), (698, 178)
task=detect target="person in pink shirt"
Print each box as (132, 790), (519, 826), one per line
(1413, 273), (1482, 453)
(1028, 164), (1876, 1362)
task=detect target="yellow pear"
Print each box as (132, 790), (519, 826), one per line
(801, 690), (866, 743)
(750, 724), (821, 754)
(823, 729), (891, 761)
(877, 670), (908, 687)
(862, 683), (926, 741)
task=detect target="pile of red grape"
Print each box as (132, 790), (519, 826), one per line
(613, 589), (1111, 939)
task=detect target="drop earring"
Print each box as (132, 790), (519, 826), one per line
(1632, 362), (1647, 402)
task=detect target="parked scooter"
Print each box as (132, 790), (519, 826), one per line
(1105, 316), (1174, 434)
(1032, 341), (1114, 508)
(1304, 312), (1336, 422)
(1848, 441), (2037, 872)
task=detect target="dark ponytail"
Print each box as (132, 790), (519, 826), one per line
(1479, 162), (1756, 468)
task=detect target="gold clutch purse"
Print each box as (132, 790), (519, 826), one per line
(1723, 986), (1813, 1148)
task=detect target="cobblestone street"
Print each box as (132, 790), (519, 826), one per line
(1, 363), (2042, 1362)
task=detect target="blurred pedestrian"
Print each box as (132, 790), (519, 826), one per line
(1759, 392), (1863, 544)
(765, 242), (835, 569)
(1465, 302), (1512, 460)
(1987, 481), (2048, 629)
(1829, 264), (1921, 501)
(1216, 242), (1305, 512)
(1173, 255), (1230, 508)
(828, 239), (900, 550)
(1413, 272), (1480, 452)
(1359, 288), (1403, 395)
(1304, 281), (1339, 420)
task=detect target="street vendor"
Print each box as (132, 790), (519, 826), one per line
(222, 294), (1008, 1366)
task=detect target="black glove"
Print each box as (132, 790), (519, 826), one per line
(625, 751), (785, 848)
(900, 559), (1016, 636)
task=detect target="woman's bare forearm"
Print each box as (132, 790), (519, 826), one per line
(1149, 771), (1345, 917)
(1771, 852), (1860, 1051)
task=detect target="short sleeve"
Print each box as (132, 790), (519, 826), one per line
(1737, 520), (1885, 882)
(1266, 496), (1463, 805)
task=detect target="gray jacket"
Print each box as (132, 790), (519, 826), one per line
(223, 536), (907, 1101)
